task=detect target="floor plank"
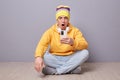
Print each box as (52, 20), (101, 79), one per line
(0, 62), (120, 80)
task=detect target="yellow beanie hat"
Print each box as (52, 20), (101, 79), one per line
(56, 5), (70, 20)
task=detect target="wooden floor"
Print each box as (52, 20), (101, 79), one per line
(0, 62), (120, 80)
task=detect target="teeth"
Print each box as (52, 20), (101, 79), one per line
(62, 24), (64, 26)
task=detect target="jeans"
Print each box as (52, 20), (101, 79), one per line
(43, 49), (89, 74)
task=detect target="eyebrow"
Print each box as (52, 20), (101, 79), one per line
(58, 16), (68, 18)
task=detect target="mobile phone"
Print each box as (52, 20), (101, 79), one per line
(60, 30), (67, 39)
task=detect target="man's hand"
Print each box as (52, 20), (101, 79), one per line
(60, 37), (74, 45)
(34, 57), (45, 72)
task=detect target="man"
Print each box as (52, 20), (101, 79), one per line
(34, 5), (89, 75)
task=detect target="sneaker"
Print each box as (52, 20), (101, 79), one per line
(70, 66), (81, 74)
(42, 66), (57, 75)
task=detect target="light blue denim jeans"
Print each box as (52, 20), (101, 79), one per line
(43, 49), (89, 74)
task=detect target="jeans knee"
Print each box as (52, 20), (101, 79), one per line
(84, 49), (89, 55)
(82, 49), (89, 58)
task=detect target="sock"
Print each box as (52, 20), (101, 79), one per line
(70, 66), (81, 74)
(42, 66), (57, 75)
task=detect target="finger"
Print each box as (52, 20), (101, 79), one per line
(43, 64), (45, 68)
(61, 38), (68, 41)
(61, 41), (68, 44)
(35, 62), (42, 72)
(39, 61), (45, 71)
(35, 65), (40, 72)
(39, 64), (43, 71)
(60, 40), (66, 43)
(42, 62), (45, 68)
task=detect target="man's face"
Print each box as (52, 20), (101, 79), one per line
(57, 16), (69, 30)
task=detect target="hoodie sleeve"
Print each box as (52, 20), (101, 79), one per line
(35, 30), (51, 58)
(73, 28), (88, 50)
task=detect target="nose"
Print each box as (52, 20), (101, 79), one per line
(61, 18), (65, 22)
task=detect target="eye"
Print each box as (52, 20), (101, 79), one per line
(64, 17), (68, 19)
(58, 16), (62, 19)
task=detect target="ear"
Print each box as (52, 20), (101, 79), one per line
(67, 23), (70, 27)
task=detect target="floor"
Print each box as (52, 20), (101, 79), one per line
(0, 62), (120, 80)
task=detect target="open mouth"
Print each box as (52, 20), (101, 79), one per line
(62, 24), (64, 26)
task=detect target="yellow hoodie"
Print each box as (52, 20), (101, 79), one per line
(35, 23), (88, 58)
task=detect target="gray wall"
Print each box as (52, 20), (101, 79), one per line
(0, 0), (120, 62)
